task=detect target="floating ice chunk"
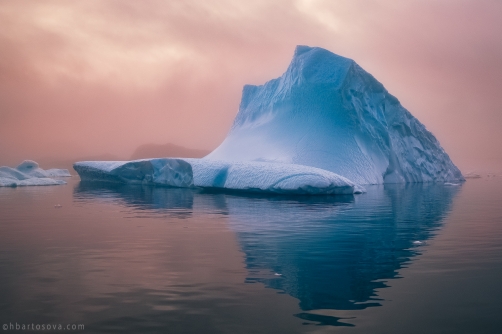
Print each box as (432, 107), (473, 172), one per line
(46, 169), (71, 177)
(0, 176), (66, 187)
(15, 160), (70, 177)
(0, 178), (66, 187)
(15, 178), (66, 186)
(16, 160), (46, 177)
(0, 167), (31, 180)
(74, 158), (364, 195)
(74, 159), (194, 187)
(0, 160), (68, 187)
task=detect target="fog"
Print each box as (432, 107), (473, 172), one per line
(1, 0), (501, 172)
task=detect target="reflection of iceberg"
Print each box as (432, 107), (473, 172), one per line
(224, 183), (460, 325)
(73, 181), (460, 326)
(74, 182), (197, 218)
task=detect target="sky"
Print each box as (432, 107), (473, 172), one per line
(1, 0), (501, 172)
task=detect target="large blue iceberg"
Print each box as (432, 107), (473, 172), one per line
(208, 45), (463, 184)
(74, 46), (463, 193)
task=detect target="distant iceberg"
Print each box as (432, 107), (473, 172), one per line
(0, 160), (70, 187)
(74, 46), (463, 193)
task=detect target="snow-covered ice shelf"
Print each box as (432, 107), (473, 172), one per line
(74, 159), (364, 195)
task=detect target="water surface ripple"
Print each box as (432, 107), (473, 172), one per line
(1, 178), (502, 333)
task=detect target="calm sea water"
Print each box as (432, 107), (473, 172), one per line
(1, 177), (501, 333)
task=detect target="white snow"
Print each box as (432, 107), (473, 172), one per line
(16, 160), (71, 177)
(74, 158), (364, 195)
(186, 159), (364, 194)
(0, 160), (69, 187)
(206, 45), (464, 185)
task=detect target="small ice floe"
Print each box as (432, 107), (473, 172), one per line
(54, 204), (62, 208)
(444, 182), (460, 186)
(274, 273), (282, 276)
(0, 160), (69, 187)
(412, 241), (424, 245)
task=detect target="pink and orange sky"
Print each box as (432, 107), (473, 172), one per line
(1, 0), (501, 172)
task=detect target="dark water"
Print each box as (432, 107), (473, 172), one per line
(1, 177), (502, 333)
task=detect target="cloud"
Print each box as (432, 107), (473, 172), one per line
(0, 0), (501, 171)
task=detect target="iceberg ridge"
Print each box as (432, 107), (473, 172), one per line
(207, 45), (464, 184)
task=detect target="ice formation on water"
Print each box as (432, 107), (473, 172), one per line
(0, 160), (70, 187)
(74, 45), (463, 193)
(73, 159), (193, 188)
(74, 159), (363, 195)
(207, 45), (463, 185)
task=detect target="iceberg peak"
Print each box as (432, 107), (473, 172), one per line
(286, 45), (354, 86)
(207, 46), (463, 185)
(294, 45), (312, 56)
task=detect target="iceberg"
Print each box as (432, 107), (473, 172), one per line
(207, 45), (463, 184)
(74, 45), (463, 193)
(73, 159), (193, 188)
(0, 160), (70, 187)
(74, 159), (363, 195)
